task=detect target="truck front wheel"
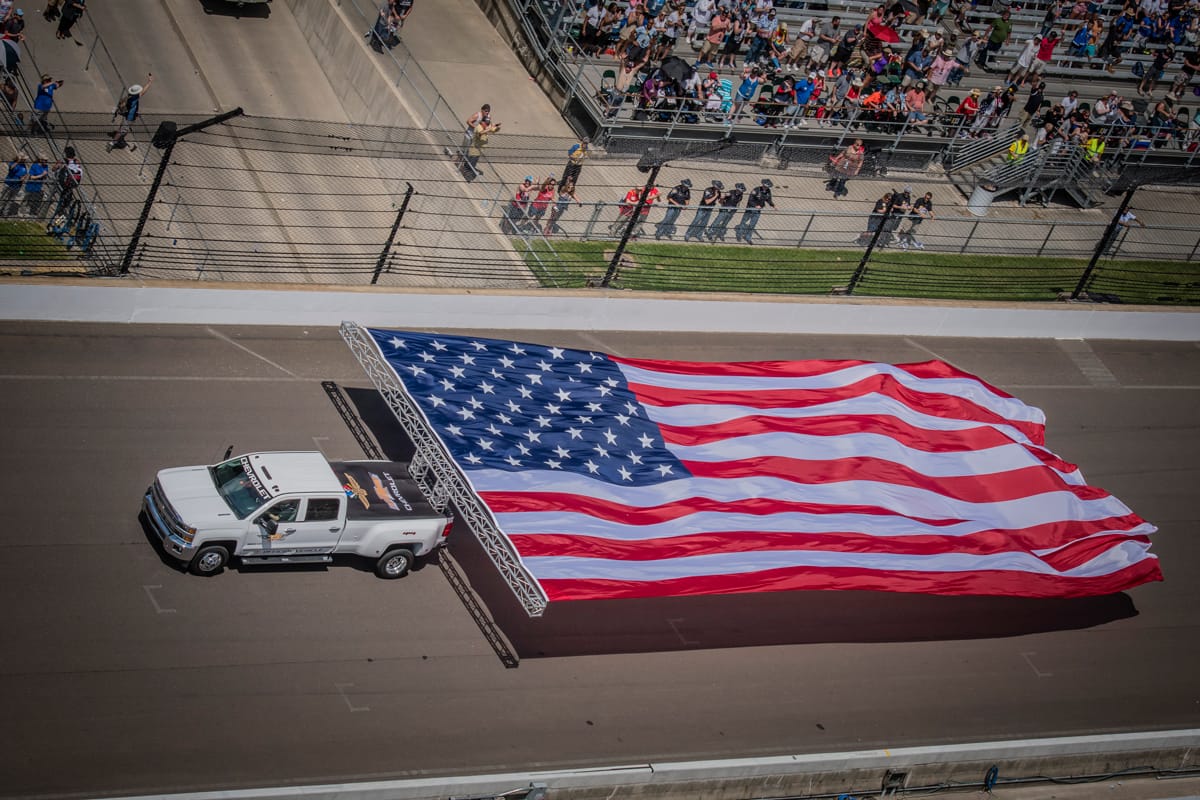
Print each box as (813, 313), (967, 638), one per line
(375, 548), (413, 579)
(190, 545), (230, 576)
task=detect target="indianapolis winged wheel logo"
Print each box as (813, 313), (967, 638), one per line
(342, 473), (370, 509)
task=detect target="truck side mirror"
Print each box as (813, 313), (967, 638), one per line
(258, 517), (277, 536)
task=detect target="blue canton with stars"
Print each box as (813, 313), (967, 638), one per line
(368, 329), (687, 485)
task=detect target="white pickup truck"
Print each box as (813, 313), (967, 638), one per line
(143, 451), (453, 578)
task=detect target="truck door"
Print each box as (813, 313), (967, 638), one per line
(246, 497), (342, 556)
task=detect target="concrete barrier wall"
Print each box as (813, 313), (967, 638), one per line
(1, 281), (1198, 341)
(108, 731), (1200, 800)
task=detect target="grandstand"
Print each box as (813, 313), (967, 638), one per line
(511, 0), (1200, 205)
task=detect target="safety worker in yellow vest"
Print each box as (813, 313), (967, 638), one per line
(1006, 133), (1030, 162)
(1084, 134), (1106, 162)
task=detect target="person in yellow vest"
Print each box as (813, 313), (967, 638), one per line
(1084, 133), (1106, 162)
(1006, 133), (1030, 162)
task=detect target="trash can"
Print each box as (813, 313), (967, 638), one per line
(968, 182), (998, 217)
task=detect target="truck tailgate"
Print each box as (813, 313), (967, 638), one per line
(330, 462), (441, 520)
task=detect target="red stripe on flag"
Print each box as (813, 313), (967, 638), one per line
(537, 560), (1163, 602)
(683, 457), (1109, 504)
(629, 376), (1045, 445)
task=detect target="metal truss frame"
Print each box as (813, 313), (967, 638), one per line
(340, 322), (549, 617)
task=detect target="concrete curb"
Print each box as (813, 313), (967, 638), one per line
(107, 729), (1200, 800)
(1, 280), (1198, 340)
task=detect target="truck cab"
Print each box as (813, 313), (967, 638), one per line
(143, 452), (452, 578)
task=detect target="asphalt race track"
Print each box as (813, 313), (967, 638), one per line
(0, 322), (1197, 799)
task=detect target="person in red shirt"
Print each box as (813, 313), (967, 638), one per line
(954, 87), (981, 137)
(1031, 30), (1060, 78)
(609, 184), (659, 237)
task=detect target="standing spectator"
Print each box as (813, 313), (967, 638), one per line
(609, 184), (644, 236)
(726, 66), (763, 123)
(1020, 81), (1046, 127)
(706, 181), (745, 242)
(1103, 209), (1145, 255)
(811, 16), (841, 71)
(23, 156), (47, 217)
(502, 176), (534, 234)
(394, 0), (414, 27)
(544, 178), (580, 236)
(561, 137), (590, 186)
(56, 0), (84, 40)
(734, 178), (774, 244)
(1007, 34), (1041, 86)
(634, 182), (660, 237)
(783, 17), (816, 72)
(697, 7), (729, 67)
(463, 117), (500, 181)
(905, 82), (930, 130)
(687, 0), (715, 50)
(2, 154), (26, 215)
(44, 0), (61, 22)
(527, 177), (557, 232)
(459, 104), (492, 161)
(684, 179), (722, 241)
(108, 75), (153, 152)
(1, 75), (21, 127)
(977, 9), (1013, 70)
(1138, 45), (1174, 97)
(899, 191), (934, 249)
(856, 191), (893, 245)
(655, 178), (691, 240)
(744, 7), (778, 65)
(1031, 29), (1060, 79)
(1170, 49), (1200, 100)
(4, 8), (25, 40)
(50, 146), (82, 219)
(367, 2), (401, 52)
(927, 46), (956, 99)
(31, 74), (64, 135)
(827, 138), (865, 198)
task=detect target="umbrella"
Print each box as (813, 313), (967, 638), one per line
(657, 56), (694, 89)
(866, 18), (901, 44)
(0, 39), (19, 73)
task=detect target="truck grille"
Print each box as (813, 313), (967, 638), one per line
(150, 480), (189, 538)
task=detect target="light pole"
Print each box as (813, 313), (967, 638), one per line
(600, 135), (736, 288)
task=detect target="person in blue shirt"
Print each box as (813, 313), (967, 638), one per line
(23, 157), (49, 217)
(2, 155), (28, 214)
(31, 75), (64, 134)
(109, 74), (153, 152)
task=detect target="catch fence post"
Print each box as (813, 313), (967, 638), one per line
(373, 182), (414, 285)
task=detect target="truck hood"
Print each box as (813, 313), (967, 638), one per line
(157, 466), (239, 526)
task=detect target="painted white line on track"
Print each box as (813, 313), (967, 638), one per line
(142, 585), (176, 615)
(577, 332), (625, 357)
(903, 337), (962, 369)
(1021, 651), (1053, 678)
(335, 682), (369, 713)
(206, 327), (300, 378)
(666, 618), (699, 646)
(1056, 339), (1121, 388)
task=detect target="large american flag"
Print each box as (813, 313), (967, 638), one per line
(365, 328), (1161, 602)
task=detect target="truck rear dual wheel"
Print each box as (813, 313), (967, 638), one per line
(375, 548), (414, 579)
(189, 545), (230, 576)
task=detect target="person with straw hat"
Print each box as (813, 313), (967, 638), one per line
(108, 74), (153, 152)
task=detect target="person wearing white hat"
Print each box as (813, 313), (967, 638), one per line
(108, 73), (153, 152)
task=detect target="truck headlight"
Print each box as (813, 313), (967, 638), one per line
(181, 526), (196, 543)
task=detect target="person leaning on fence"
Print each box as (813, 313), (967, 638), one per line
(502, 176), (534, 235)
(826, 138), (864, 199)
(706, 181), (744, 242)
(898, 191), (934, 249)
(50, 146), (82, 220)
(544, 178), (580, 237)
(856, 191), (892, 245)
(527, 177), (556, 231)
(1103, 209), (1145, 255)
(109, 75), (153, 152)
(2, 154), (26, 215)
(684, 179), (722, 241)
(23, 157), (48, 217)
(735, 178), (774, 245)
(463, 118), (500, 181)
(561, 137), (590, 186)
(31, 74), (64, 135)
(655, 178), (692, 240)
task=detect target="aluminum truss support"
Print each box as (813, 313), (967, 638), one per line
(339, 322), (549, 617)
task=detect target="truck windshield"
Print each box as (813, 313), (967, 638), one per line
(211, 458), (268, 519)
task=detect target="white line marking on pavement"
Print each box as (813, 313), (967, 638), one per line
(142, 585), (177, 615)
(1055, 339), (1121, 388)
(1021, 651), (1053, 678)
(206, 327), (300, 378)
(666, 618), (699, 646)
(311, 436), (331, 455)
(902, 338), (961, 369)
(578, 332), (625, 357)
(335, 682), (370, 713)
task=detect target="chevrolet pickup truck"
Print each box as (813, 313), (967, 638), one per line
(143, 451), (452, 578)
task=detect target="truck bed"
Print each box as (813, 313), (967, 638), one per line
(328, 461), (441, 521)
